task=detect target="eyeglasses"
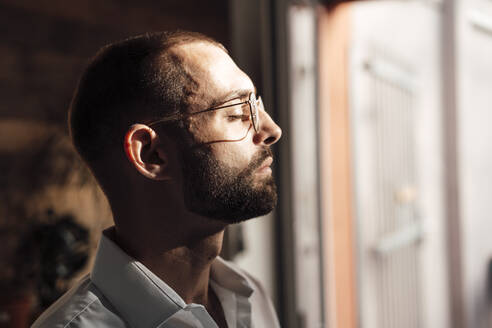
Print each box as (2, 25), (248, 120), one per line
(147, 92), (262, 137)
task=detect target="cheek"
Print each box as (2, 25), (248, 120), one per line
(189, 115), (250, 144)
(188, 114), (238, 144)
(211, 142), (254, 170)
(187, 116), (217, 143)
(187, 116), (256, 168)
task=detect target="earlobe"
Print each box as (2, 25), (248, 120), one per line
(124, 124), (171, 181)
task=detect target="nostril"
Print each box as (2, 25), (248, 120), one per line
(264, 136), (276, 145)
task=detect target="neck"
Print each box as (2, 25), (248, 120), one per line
(143, 231), (224, 304)
(110, 210), (226, 306)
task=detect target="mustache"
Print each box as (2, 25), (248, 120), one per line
(246, 147), (274, 172)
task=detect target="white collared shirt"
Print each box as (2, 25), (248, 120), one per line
(32, 233), (280, 328)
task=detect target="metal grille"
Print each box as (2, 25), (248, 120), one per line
(365, 58), (422, 328)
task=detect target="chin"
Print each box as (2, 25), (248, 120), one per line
(187, 180), (278, 225)
(212, 203), (277, 224)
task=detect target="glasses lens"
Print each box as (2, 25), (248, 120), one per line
(205, 101), (252, 142)
(250, 93), (260, 132)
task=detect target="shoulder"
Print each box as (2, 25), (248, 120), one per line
(31, 275), (127, 328)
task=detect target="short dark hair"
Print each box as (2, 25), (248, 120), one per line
(69, 31), (224, 169)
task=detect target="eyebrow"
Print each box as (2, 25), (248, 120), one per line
(211, 87), (257, 108)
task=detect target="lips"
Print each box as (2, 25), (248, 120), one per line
(256, 156), (273, 173)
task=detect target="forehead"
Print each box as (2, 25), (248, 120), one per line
(171, 42), (255, 104)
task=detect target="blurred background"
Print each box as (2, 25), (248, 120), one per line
(1, 0), (492, 327)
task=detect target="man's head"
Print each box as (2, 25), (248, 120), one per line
(69, 31), (282, 226)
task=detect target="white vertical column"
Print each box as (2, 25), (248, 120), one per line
(288, 5), (324, 328)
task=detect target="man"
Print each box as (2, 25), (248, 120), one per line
(32, 30), (282, 328)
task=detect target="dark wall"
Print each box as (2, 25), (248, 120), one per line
(0, 3), (231, 322)
(0, 0), (230, 127)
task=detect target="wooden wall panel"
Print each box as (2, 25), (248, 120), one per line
(318, 4), (358, 328)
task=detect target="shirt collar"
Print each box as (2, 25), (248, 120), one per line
(210, 257), (253, 298)
(90, 229), (254, 328)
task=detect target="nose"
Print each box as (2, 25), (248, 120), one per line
(253, 109), (282, 145)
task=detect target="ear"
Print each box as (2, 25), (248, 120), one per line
(123, 124), (171, 180)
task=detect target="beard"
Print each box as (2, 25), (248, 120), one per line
(180, 145), (277, 223)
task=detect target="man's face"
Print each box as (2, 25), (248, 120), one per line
(171, 42), (282, 223)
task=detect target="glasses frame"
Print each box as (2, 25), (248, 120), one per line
(147, 92), (261, 133)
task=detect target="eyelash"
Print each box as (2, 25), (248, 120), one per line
(228, 115), (249, 121)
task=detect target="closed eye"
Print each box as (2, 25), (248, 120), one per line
(228, 115), (250, 121)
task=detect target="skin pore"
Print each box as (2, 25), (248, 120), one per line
(110, 41), (282, 327)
